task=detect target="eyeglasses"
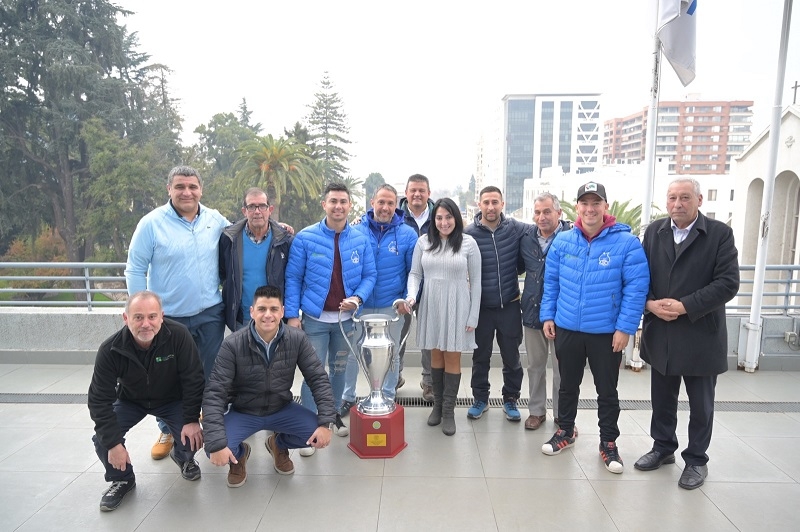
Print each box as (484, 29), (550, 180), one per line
(245, 204), (270, 212)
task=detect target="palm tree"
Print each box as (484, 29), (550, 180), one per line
(233, 135), (322, 221)
(560, 199), (663, 236)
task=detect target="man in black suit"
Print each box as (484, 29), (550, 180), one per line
(634, 178), (739, 490)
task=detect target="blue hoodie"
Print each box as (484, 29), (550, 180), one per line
(352, 209), (418, 308)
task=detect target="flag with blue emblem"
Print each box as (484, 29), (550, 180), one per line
(657, 0), (697, 86)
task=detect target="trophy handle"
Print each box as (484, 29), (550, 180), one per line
(391, 298), (412, 357)
(338, 306), (366, 376)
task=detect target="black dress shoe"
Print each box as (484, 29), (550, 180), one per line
(678, 464), (708, 490)
(634, 449), (676, 471)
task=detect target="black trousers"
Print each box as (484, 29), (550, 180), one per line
(470, 301), (523, 403)
(555, 327), (622, 442)
(93, 399), (194, 482)
(650, 368), (717, 466)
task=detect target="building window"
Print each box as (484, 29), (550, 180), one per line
(707, 212), (716, 219)
(730, 190), (735, 201)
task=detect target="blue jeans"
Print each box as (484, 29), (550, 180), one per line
(93, 400), (195, 482)
(156, 301), (225, 434)
(301, 316), (353, 412)
(210, 402), (319, 458)
(167, 301), (226, 383)
(342, 307), (402, 403)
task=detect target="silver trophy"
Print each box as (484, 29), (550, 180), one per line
(340, 299), (408, 416)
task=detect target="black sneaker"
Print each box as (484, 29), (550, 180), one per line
(170, 448), (201, 481)
(541, 429), (576, 456)
(338, 400), (356, 418)
(333, 414), (349, 437)
(99, 480), (136, 511)
(600, 441), (624, 474)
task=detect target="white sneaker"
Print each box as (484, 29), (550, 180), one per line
(299, 446), (316, 457)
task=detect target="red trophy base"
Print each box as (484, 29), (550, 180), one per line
(347, 404), (408, 458)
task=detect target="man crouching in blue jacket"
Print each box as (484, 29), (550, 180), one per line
(539, 182), (649, 474)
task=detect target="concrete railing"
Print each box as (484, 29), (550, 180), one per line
(1, 262), (798, 369)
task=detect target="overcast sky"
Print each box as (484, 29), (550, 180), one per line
(116, 0), (799, 192)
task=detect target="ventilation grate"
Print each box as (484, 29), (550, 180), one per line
(3, 393), (800, 413)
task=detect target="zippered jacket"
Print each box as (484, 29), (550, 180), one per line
(465, 213), (530, 308)
(219, 218), (293, 330)
(398, 197), (435, 236)
(202, 324), (336, 453)
(540, 222), (649, 334)
(125, 202), (229, 317)
(88, 319), (204, 450)
(352, 209), (417, 308)
(284, 219), (377, 319)
(520, 220), (572, 329)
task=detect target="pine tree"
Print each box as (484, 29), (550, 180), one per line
(306, 72), (352, 183)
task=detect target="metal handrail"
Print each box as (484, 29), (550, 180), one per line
(0, 262), (126, 311)
(1, 262), (798, 314)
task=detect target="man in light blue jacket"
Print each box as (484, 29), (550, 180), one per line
(539, 182), (649, 475)
(125, 165), (229, 460)
(340, 184), (417, 415)
(285, 182), (377, 454)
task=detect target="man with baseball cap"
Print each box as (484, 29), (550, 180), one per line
(539, 181), (649, 474)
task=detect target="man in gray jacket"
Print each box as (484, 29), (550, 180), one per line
(520, 193), (572, 431)
(202, 285), (336, 486)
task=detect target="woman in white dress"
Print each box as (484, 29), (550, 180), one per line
(405, 198), (481, 435)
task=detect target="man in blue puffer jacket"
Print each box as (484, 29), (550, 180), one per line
(539, 182), (649, 475)
(340, 184), (418, 415)
(285, 183), (377, 450)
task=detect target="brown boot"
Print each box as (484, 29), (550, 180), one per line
(266, 433), (295, 475)
(150, 432), (173, 460)
(227, 442), (251, 487)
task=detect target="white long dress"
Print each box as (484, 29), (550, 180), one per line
(406, 234), (482, 352)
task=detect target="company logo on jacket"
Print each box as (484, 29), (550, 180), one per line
(351, 250), (360, 263)
(598, 251), (611, 267)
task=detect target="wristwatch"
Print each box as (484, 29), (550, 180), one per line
(320, 423), (334, 430)
(354, 296), (363, 306)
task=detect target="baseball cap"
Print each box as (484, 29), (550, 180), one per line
(576, 182), (607, 202)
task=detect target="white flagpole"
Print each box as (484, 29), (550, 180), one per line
(640, 36), (662, 240)
(629, 22), (664, 370)
(742, 0), (794, 372)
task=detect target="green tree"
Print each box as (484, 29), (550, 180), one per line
(284, 121), (311, 145)
(0, 0), (178, 264)
(339, 175), (366, 219)
(81, 119), (164, 260)
(306, 72), (352, 183)
(233, 135), (322, 222)
(237, 98), (261, 133)
(363, 172), (385, 209)
(195, 104), (260, 175)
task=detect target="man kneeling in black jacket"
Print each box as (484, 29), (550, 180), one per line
(203, 285), (336, 485)
(89, 290), (205, 512)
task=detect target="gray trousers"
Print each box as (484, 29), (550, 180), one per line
(399, 313), (432, 386)
(524, 326), (560, 417)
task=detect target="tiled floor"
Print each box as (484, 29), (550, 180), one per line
(1, 364), (799, 531)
